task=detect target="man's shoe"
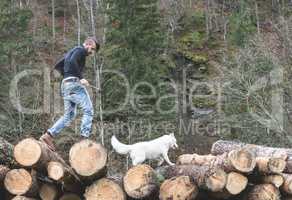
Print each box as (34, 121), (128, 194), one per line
(39, 132), (56, 151)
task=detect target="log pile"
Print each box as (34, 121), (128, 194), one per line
(2, 137), (292, 199)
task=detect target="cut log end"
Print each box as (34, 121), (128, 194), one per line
(14, 138), (42, 167)
(47, 161), (64, 181)
(39, 183), (58, 200)
(123, 164), (158, 199)
(4, 169), (33, 195)
(228, 148), (256, 173)
(84, 178), (126, 200)
(159, 176), (198, 200)
(256, 157), (286, 174)
(225, 172), (248, 195)
(205, 168), (227, 192)
(247, 184), (280, 200)
(69, 139), (107, 177)
(262, 175), (284, 188)
(269, 158), (286, 173)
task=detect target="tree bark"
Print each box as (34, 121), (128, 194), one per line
(84, 178), (126, 200)
(156, 165), (227, 192)
(0, 137), (17, 167)
(123, 164), (158, 199)
(177, 148), (256, 173)
(284, 158), (292, 173)
(4, 169), (38, 197)
(69, 139), (107, 183)
(211, 140), (289, 159)
(282, 173), (292, 195)
(244, 184), (280, 200)
(159, 176), (198, 200)
(0, 165), (9, 186)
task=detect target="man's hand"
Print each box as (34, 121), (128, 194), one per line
(80, 79), (89, 86)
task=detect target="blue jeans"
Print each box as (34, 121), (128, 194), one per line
(48, 78), (94, 137)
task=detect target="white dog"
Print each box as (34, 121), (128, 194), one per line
(111, 133), (178, 166)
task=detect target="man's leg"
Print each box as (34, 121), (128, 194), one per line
(41, 98), (77, 150)
(73, 87), (94, 137)
(47, 99), (77, 136)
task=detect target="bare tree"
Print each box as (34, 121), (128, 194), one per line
(76, 0), (81, 45)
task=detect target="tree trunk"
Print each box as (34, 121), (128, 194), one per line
(159, 176), (198, 200)
(0, 137), (17, 167)
(245, 184), (280, 200)
(211, 140), (289, 159)
(84, 178), (126, 200)
(177, 148), (256, 173)
(14, 138), (80, 182)
(156, 165), (227, 192)
(261, 175), (284, 188)
(39, 183), (58, 200)
(4, 169), (38, 196)
(123, 164), (158, 199)
(69, 139), (107, 182)
(59, 193), (81, 200)
(256, 157), (286, 174)
(47, 161), (83, 193)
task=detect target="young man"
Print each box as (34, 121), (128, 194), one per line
(40, 37), (100, 151)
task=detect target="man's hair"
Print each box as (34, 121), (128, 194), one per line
(85, 37), (100, 51)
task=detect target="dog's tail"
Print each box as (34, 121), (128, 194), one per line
(111, 135), (131, 154)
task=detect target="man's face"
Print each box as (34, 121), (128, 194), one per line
(84, 39), (97, 56)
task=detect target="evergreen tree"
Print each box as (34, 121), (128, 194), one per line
(102, 0), (173, 118)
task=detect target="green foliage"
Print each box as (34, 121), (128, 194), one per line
(0, 0), (33, 64)
(0, 0), (35, 137)
(227, 0), (256, 46)
(102, 0), (172, 118)
(181, 10), (205, 31)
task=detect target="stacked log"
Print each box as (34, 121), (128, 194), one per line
(123, 164), (158, 199)
(69, 139), (107, 183)
(84, 178), (126, 200)
(244, 184), (281, 200)
(211, 140), (290, 159)
(157, 164), (227, 192)
(4, 169), (38, 197)
(159, 176), (198, 200)
(4, 137), (292, 200)
(177, 148), (257, 173)
(0, 138), (110, 200)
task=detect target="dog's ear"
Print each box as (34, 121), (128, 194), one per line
(170, 133), (175, 137)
